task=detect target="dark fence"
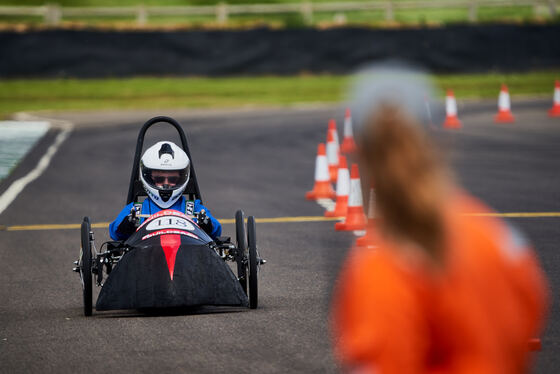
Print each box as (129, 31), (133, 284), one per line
(1, 25), (559, 78)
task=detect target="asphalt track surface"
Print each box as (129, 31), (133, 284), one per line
(0, 101), (559, 373)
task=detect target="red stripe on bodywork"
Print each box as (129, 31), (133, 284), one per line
(160, 234), (181, 280)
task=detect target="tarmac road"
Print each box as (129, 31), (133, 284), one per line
(0, 101), (559, 373)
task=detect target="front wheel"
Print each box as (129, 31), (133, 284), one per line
(247, 216), (258, 309)
(235, 210), (247, 294)
(80, 217), (93, 316)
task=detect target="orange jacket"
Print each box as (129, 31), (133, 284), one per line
(331, 193), (548, 374)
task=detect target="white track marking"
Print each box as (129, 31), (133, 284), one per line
(0, 121), (73, 216)
(0, 121), (50, 180)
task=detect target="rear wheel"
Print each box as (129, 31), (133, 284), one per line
(80, 217), (92, 316)
(235, 210), (247, 294)
(247, 216), (258, 309)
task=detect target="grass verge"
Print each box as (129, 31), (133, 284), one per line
(1, 70), (558, 118)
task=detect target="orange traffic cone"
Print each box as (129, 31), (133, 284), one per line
(548, 80), (560, 117)
(325, 155), (349, 217)
(356, 185), (376, 247)
(443, 90), (462, 129)
(328, 118), (340, 147)
(335, 164), (367, 231)
(306, 143), (336, 200)
(326, 128), (339, 183)
(340, 108), (357, 154)
(494, 84), (515, 123)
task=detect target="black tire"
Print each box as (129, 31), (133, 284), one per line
(80, 217), (92, 316)
(235, 210), (247, 294)
(247, 216), (258, 309)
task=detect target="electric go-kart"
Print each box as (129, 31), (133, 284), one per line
(73, 116), (264, 316)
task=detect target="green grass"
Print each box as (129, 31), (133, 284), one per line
(0, 0), (477, 5)
(0, 71), (558, 118)
(0, 0), (328, 4)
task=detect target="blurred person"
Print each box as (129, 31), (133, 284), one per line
(109, 141), (221, 241)
(331, 63), (548, 374)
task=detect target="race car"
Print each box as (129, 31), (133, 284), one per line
(73, 116), (264, 316)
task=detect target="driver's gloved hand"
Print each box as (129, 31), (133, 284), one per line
(197, 209), (214, 236)
(116, 208), (139, 237)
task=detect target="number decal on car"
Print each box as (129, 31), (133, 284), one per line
(146, 217), (195, 231)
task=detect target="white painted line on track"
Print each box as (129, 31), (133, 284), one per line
(0, 121), (50, 181)
(0, 120), (73, 216)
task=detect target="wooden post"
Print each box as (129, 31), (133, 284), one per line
(333, 12), (347, 25)
(301, 1), (313, 25)
(533, 1), (540, 17)
(385, 1), (394, 22)
(468, 0), (478, 22)
(548, 0), (557, 17)
(216, 2), (228, 24)
(44, 3), (61, 26)
(136, 5), (147, 26)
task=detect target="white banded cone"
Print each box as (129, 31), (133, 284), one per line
(326, 129), (339, 182)
(315, 152), (330, 182)
(306, 143), (335, 200)
(332, 127), (340, 148)
(343, 114), (353, 138)
(446, 94), (457, 116)
(328, 119), (340, 147)
(498, 89), (511, 111)
(340, 108), (357, 154)
(325, 155), (349, 217)
(443, 90), (461, 128)
(550, 81), (560, 117)
(495, 84), (515, 123)
(348, 177), (363, 208)
(335, 168), (350, 197)
(326, 133), (339, 168)
(335, 163), (366, 231)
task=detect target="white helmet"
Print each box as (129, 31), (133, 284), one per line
(139, 141), (190, 209)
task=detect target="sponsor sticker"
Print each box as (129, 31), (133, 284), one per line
(133, 203), (142, 215)
(186, 200), (194, 216)
(142, 229), (200, 241)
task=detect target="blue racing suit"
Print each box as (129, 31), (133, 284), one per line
(109, 196), (222, 241)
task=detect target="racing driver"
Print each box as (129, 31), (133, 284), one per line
(109, 141), (221, 241)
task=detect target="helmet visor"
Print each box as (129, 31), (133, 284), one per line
(142, 167), (189, 191)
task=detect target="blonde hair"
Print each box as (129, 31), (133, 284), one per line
(360, 104), (450, 261)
